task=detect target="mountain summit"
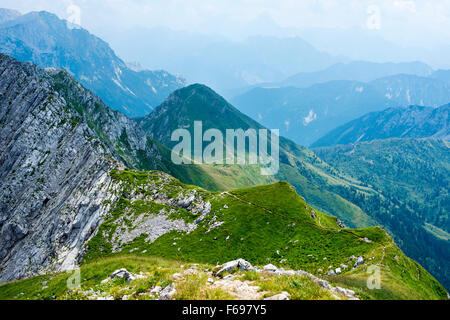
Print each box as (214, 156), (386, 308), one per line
(0, 10), (186, 117)
(138, 84), (264, 148)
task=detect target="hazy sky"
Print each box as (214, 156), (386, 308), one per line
(2, 0), (450, 48)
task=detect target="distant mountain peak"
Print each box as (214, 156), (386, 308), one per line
(0, 9), (186, 117)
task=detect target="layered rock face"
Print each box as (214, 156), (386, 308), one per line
(0, 54), (207, 283)
(0, 54), (122, 282)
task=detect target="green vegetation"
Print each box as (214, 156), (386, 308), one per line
(0, 255), (333, 301)
(0, 256), (182, 300)
(315, 138), (450, 290)
(325, 242), (448, 300)
(0, 169), (447, 300)
(256, 275), (335, 300)
(79, 169), (446, 300)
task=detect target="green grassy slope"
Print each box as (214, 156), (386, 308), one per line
(0, 169), (446, 300)
(314, 138), (450, 290)
(0, 256), (340, 301)
(77, 169), (446, 300)
(137, 83), (376, 228)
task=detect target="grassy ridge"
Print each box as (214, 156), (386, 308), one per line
(79, 170), (447, 300)
(137, 84), (378, 228)
(0, 169), (446, 300)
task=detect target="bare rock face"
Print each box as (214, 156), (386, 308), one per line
(0, 54), (122, 282)
(0, 54), (206, 283)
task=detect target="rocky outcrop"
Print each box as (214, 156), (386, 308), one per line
(0, 53), (199, 283)
(0, 54), (124, 282)
(216, 259), (359, 300)
(215, 259), (256, 276)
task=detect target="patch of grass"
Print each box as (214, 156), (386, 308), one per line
(0, 255), (184, 300)
(173, 273), (208, 300)
(204, 288), (235, 300)
(242, 271), (261, 282)
(256, 275), (335, 300)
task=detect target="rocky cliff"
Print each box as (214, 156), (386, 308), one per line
(0, 53), (123, 281)
(0, 54), (249, 282)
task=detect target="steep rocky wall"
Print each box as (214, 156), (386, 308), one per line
(0, 54), (121, 282)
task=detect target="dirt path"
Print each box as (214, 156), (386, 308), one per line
(378, 243), (394, 266)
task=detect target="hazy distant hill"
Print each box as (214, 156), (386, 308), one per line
(0, 8), (20, 24)
(232, 72), (450, 146)
(0, 10), (186, 117)
(431, 69), (450, 83)
(232, 81), (394, 146)
(280, 61), (433, 88)
(104, 27), (343, 92)
(370, 74), (450, 107)
(312, 104), (449, 147)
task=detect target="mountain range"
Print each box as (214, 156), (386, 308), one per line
(232, 72), (450, 146)
(135, 82), (450, 291)
(137, 83), (378, 226)
(312, 104), (449, 147)
(0, 9), (186, 117)
(0, 54), (446, 300)
(102, 26), (345, 93)
(280, 61), (433, 88)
